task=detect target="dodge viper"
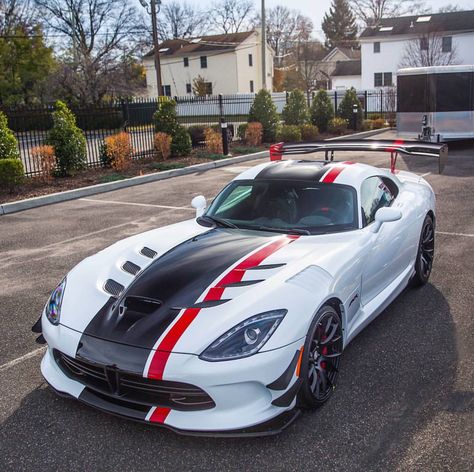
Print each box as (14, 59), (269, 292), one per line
(33, 139), (447, 436)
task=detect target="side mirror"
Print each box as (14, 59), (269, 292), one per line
(191, 195), (207, 217)
(371, 207), (402, 233)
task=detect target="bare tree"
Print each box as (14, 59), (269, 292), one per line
(438, 4), (461, 13)
(254, 6), (313, 67)
(211, 0), (254, 34)
(349, 0), (427, 27)
(399, 31), (458, 67)
(297, 41), (327, 98)
(0, 0), (37, 33)
(34, 0), (145, 104)
(159, 1), (208, 40)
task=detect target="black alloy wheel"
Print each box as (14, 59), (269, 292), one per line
(412, 214), (435, 287)
(298, 305), (343, 409)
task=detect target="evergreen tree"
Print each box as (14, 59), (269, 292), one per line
(322, 0), (357, 49)
(248, 90), (279, 142)
(310, 90), (334, 132)
(337, 88), (363, 129)
(47, 101), (87, 176)
(0, 112), (20, 160)
(282, 90), (309, 126)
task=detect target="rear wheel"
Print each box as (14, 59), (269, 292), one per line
(297, 305), (343, 409)
(412, 214), (435, 287)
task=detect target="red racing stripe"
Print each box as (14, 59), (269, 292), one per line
(146, 235), (299, 380)
(148, 406), (171, 423)
(321, 161), (355, 183)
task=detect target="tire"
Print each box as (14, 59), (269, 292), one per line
(297, 305), (343, 409)
(412, 214), (435, 287)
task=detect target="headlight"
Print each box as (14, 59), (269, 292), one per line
(199, 310), (287, 361)
(45, 278), (66, 325)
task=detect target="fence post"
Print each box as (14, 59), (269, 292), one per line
(364, 91), (368, 119)
(334, 91), (338, 116)
(380, 90), (383, 116)
(218, 94), (229, 156)
(285, 91), (289, 104)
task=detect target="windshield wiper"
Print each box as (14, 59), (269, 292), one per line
(197, 215), (238, 229)
(256, 226), (311, 235)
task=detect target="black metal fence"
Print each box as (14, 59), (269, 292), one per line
(2, 90), (395, 177)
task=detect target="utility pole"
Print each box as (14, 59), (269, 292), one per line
(261, 0), (266, 89)
(140, 0), (163, 96)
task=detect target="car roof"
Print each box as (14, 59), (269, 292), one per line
(234, 159), (395, 187)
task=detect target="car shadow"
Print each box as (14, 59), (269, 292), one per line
(0, 284), (463, 471)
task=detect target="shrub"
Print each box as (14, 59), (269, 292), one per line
(204, 128), (223, 154)
(244, 122), (263, 146)
(31, 145), (56, 181)
(237, 123), (248, 140)
(153, 98), (180, 135)
(171, 126), (192, 156)
(337, 88), (363, 129)
(328, 117), (348, 135)
(102, 132), (133, 171)
(362, 119), (373, 131)
(282, 89), (309, 125)
(276, 124), (302, 142)
(46, 101), (86, 176)
(154, 132), (172, 161)
(0, 112), (20, 160)
(248, 89), (279, 142)
(372, 118), (386, 129)
(310, 90), (334, 133)
(300, 124), (319, 141)
(0, 158), (24, 192)
(187, 125), (206, 146)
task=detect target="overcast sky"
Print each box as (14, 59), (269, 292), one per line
(168, 0), (474, 40)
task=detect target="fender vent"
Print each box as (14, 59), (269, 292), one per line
(104, 279), (124, 297)
(140, 247), (157, 259)
(122, 261), (141, 276)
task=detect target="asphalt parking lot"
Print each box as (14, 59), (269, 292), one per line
(1, 131), (473, 471)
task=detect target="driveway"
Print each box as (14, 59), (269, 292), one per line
(1, 132), (473, 471)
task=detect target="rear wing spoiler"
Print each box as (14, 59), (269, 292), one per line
(269, 139), (448, 174)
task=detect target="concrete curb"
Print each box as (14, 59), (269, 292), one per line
(0, 151), (268, 216)
(0, 128), (390, 216)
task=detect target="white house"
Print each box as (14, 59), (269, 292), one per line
(331, 60), (362, 90)
(143, 30), (274, 97)
(358, 10), (474, 90)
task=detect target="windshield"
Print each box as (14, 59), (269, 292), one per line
(204, 179), (358, 235)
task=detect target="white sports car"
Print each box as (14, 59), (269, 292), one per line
(34, 139), (447, 436)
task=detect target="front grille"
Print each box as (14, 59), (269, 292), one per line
(54, 350), (215, 411)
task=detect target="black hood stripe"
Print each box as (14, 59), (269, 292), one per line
(76, 229), (275, 368)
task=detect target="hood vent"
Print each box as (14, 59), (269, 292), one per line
(122, 261), (141, 276)
(172, 299), (230, 310)
(140, 247), (157, 259)
(221, 279), (264, 288)
(104, 279), (125, 297)
(246, 263), (286, 271)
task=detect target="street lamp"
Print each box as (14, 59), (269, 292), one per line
(140, 0), (163, 97)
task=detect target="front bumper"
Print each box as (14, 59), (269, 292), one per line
(40, 324), (304, 436)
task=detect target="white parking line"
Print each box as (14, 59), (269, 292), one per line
(80, 198), (194, 211)
(436, 231), (474, 238)
(0, 346), (46, 373)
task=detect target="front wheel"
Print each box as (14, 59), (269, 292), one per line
(412, 214), (435, 287)
(297, 305), (343, 409)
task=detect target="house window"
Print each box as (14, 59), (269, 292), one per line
(200, 56), (207, 68)
(374, 42), (380, 53)
(420, 37), (429, 50)
(186, 83), (192, 94)
(248, 53), (253, 66)
(205, 82), (212, 95)
(183, 57), (189, 67)
(442, 36), (452, 53)
(161, 85), (171, 96)
(250, 80), (254, 93)
(374, 73), (383, 87)
(374, 72), (392, 87)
